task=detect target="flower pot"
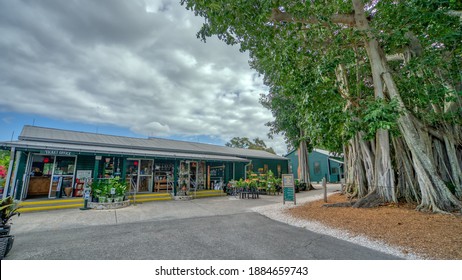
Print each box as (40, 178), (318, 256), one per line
(0, 235), (14, 260)
(0, 225), (11, 236)
(4, 235), (13, 257)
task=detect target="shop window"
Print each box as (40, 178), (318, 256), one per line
(54, 157), (75, 175)
(314, 161), (321, 174)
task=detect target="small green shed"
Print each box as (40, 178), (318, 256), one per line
(285, 148), (344, 183)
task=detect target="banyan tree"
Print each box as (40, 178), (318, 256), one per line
(182, 0), (462, 213)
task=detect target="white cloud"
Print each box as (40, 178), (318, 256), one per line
(0, 0), (288, 155)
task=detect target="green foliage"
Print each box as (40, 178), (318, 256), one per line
(225, 137), (276, 154)
(91, 178), (127, 198)
(90, 180), (106, 197)
(0, 151), (9, 167)
(362, 98), (402, 140)
(0, 196), (21, 225)
(182, 0), (462, 155)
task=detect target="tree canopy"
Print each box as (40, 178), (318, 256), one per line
(182, 0), (462, 213)
(225, 137), (276, 154)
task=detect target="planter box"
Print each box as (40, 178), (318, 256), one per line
(173, 195), (192, 201)
(87, 200), (130, 210)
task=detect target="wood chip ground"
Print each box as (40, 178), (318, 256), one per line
(286, 193), (462, 259)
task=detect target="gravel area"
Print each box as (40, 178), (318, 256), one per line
(252, 192), (422, 260)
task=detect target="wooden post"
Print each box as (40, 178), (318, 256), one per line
(322, 177), (327, 202)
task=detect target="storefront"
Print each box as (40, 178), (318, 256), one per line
(1, 125), (289, 200)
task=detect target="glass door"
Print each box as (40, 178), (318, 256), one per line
(125, 159), (139, 193)
(125, 159), (153, 193)
(139, 160), (153, 192)
(49, 156), (76, 198)
(179, 161), (190, 194)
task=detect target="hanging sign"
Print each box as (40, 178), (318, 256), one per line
(282, 174), (296, 205)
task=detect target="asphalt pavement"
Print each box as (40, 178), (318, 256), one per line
(4, 185), (401, 260)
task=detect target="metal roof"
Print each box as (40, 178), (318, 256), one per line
(12, 125), (287, 161)
(1, 140), (250, 162)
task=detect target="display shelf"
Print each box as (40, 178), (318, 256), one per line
(154, 162), (174, 192)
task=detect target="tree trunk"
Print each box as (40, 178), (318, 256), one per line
(443, 135), (462, 198)
(392, 137), (420, 204)
(354, 133), (369, 198)
(298, 130), (314, 190)
(352, 0), (462, 212)
(351, 0), (395, 204)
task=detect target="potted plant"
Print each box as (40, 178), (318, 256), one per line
(90, 181), (107, 203)
(0, 196), (20, 259)
(113, 178), (127, 202)
(99, 182), (108, 203)
(0, 196), (20, 235)
(105, 180), (114, 203)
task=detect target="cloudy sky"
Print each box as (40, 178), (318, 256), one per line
(0, 0), (288, 154)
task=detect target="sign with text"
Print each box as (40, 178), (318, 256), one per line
(282, 174), (296, 205)
(76, 170), (92, 180)
(41, 150), (73, 156)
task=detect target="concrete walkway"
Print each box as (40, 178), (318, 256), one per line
(11, 184), (342, 235)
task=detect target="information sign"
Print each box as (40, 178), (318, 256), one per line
(282, 174), (296, 205)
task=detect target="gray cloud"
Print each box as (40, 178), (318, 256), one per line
(0, 0), (287, 155)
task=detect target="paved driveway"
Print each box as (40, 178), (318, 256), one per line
(5, 185), (401, 260)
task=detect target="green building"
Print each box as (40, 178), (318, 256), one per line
(285, 148), (344, 183)
(1, 126), (288, 200)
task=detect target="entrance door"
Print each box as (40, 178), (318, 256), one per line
(21, 153), (33, 200)
(210, 165), (225, 190)
(188, 161), (206, 190)
(49, 156), (76, 198)
(125, 159), (153, 192)
(139, 159), (153, 192)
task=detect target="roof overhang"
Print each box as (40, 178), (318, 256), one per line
(329, 158), (344, 164)
(0, 141), (250, 162)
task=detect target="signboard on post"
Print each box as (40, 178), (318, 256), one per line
(282, 174), (296, 205)
(78, 170), (92, 210)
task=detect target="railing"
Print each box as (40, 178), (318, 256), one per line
(129, 177), (137, 205)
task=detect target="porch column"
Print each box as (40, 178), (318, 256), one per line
(2, 147), (15, 199)
(93, 156), (100, 180)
